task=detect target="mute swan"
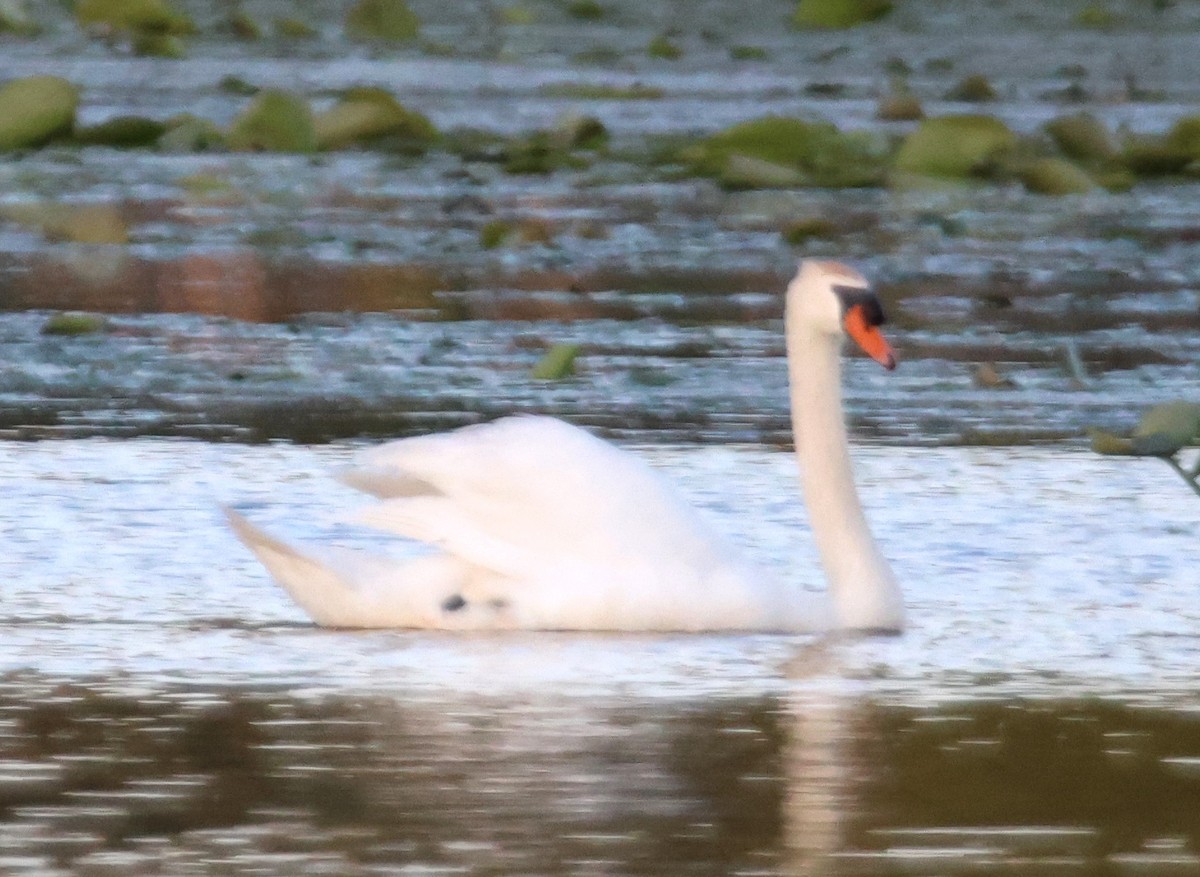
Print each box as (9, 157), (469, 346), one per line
(226, 259), (904, 632)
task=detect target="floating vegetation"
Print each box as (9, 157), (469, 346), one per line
(646, 33), (682, 60)
(892, 114), (1016, 181)
(531, 343), (580, 380)
(41, 312), (109, 336)
(944, 73), (998, 103)
(226, 90), (316, 153)
(1091, 402), (1200, 498)
(0, 0), (38, 35)
(0, 76), (78, 151)
(314, 87), (437, 150)
(74, 0), (194, 34)
(74, 115), (166, 148)
(2, 203), (128, 245)
(566, 0), (605, 20)
(275, 16), (318, 39)
(1044, 112), (1116, 164)
(1020, 157), (1095, 196)
(792, 0), (891, 29)
(345, 0), (419, 42)
(685, 115), (887, 189)
(876, 87), (924, 121)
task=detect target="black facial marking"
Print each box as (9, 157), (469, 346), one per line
(441, 594), (467, 612)
(832, 284), (886, 327)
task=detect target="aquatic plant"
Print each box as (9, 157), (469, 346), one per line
(531, 344), (579, 380)
(566, 0), (604, 20)
(647, 34), (682, 60)
(75, 0), (193, 34)
(1090, 402), (1200, 498)
(0, 0), (38, 35)
(314, 87), (437, 150)
(0, 76), (79, 151)
(792, 0), (891, 28)
(944, 74), (998, 103)
(1020, 157), (1096, 196)
(1044, 112), (1116, 164)
(74, 115), (166, 147)
(892, 114), (1016, 181)
(345, 0), (419, 41)
(227, 90), (316, 153)
(686, 115), (887, 189)
(41, 312), (109, 336)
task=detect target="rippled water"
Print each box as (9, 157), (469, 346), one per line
(2, 2), (1199, 872)
(1, 439), (1198, 874)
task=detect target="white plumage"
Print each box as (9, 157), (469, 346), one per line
(228, 260), (905, 633)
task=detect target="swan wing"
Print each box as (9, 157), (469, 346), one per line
(337, 415), (735, 580)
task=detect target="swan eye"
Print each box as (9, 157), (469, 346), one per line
(833, 284), (886, 326)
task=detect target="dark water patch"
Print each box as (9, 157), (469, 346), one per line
(0, 676), (1196, 875)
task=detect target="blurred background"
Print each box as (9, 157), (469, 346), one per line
(0, 1), (1198, 875)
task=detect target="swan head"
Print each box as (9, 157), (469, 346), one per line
(789, 260), (896, 370)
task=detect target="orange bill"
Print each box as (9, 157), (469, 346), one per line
(844, 304), (897, 370)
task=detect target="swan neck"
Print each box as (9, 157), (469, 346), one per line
(786, 312), (903, 632)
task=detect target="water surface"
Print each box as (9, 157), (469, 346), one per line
(1, 440), (1197, 874)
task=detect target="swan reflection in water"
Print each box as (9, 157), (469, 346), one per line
(1, 639), (1197, 874)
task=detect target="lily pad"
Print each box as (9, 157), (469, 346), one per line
(1044, 112), (1115, 163)
(551, 112), (608, 150)
(1132, 401), (1200, 455)
(689, 115), (886, 188)
(792, 0), (891, 28)
(42, 312), (109, 336)
(1165, 115), (1200, 161)
(944, 74), (998, 102)
(133, 31), (185, 56)
(531, 344), (580, 380)
(158, 114), (226, 152)
(75, 115), (166, 147)
(892, 114), (1016, 180)
(3, 202), (128, 244)
(75, 0), (193, 34)
(0, 0), (38, 35)
(1021, 157), (1095, 196)
(314, 87), (437, 150)
(227, 90), (316, 153)
(0, 76), (79, 151)
(345, 0), (419, 42)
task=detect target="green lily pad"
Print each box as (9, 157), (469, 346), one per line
(689, 115), (886, 189)
(892, 114), (1016, 180)
(42, 312), (109, 336)
(0, 76), (79, 151)
(1044, 112), (1115, 163)
(1021, 157), (1096, 196)
(314, 87), (436, 150)
(0, 0), (39, 35)
(1131, 401), (1200, 455)
(227, 90), (316, 153)
(531, 344), (579, 380)
(75, 0), (193, 34)
(345, 0), (419, 42)
(1088, 428), (1136, 456)
(158, 115), (226, 152)
(792, 0), (891, 28)
(75, 115), (166, 148)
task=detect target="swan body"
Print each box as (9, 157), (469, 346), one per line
(228, 260), (904, 633)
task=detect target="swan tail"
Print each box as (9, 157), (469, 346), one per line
(224, 508), (510, 630)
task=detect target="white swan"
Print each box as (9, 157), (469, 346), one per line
(226, 259), (904, 633)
